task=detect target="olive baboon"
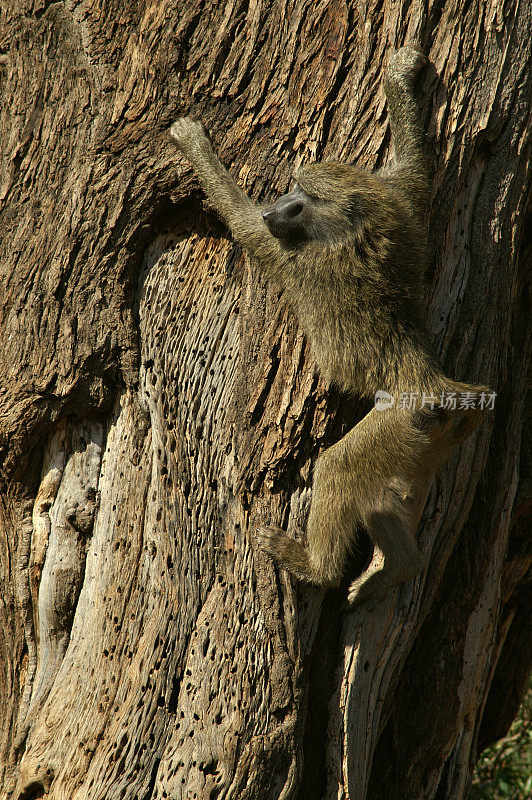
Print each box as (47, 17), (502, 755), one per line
(169, 46), (489, 608)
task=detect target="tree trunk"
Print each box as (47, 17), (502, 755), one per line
(0, 2), (530, 799)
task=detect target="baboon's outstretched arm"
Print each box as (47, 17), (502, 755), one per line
(383, 47), (429, 217)
(169, 119), (283, 273)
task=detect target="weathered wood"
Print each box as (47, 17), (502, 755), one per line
(0, 1), (530, 799)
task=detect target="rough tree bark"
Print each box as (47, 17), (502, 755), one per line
(0, 1), (530, 799)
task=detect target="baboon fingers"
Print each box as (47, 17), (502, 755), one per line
(346, 557), (423, 610)
(256, 525), (340, 586)
(387, 46), (428, 85)
(256, 525), (286, 556)
(255, 525), (310, 577)
(169, 117), (208, 150)
(347, 570), (393, 610)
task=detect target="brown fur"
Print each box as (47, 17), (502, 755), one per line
(169, 46), (490, 609)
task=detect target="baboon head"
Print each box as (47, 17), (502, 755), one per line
(262, 163), (375, 246)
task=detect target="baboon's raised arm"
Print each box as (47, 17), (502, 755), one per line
(170, 118), (285, 282)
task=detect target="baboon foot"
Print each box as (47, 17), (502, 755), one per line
(256, 525), (317, 583)
(256, 525), (289, 558)
(346, 569), (392, 611)
(347, 558), (423, 611)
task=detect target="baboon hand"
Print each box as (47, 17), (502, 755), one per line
(256, 525), (284, 558)
(387, 45), (428, 87)
(169, 117), (210, 156)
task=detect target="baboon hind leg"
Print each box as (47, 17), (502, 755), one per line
(347, 494), (425, 610)
(258, 406), (431, 604)
(344, 408), (429, 609)
(256, 435), (361, 587)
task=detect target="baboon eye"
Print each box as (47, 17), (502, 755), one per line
(287, 201), (304, 218)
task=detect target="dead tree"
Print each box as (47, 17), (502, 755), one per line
(0, 1), (530, 799)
